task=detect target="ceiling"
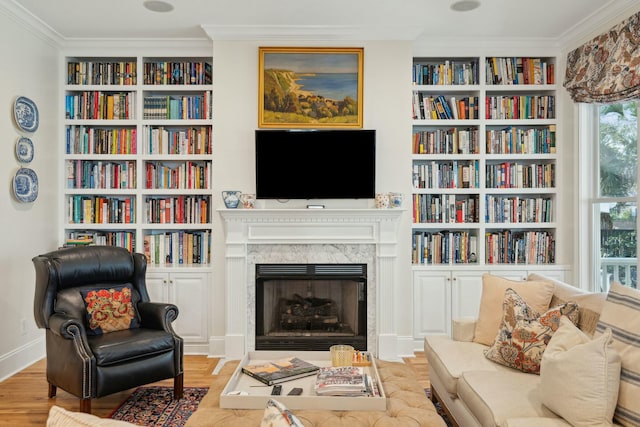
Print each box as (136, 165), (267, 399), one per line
(8, 0), (638, 43)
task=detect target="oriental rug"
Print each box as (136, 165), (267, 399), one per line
(110, 386), (209, 427)
(425, 388), (454, 427)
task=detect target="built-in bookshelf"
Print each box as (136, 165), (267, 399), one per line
(411, 56), (558, 267)
(62, 55), (213, 268)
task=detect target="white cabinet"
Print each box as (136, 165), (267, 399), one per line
(414, 267), (569, 339)
(146, 271), (209, 351)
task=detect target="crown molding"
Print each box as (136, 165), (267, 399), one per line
(0, 0), (63, 47)
(201, 24), (425, 41)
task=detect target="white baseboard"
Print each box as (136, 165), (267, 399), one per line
(0, 336), (45, 382)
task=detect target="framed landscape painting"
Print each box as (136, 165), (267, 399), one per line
(258, 47), (363, 128)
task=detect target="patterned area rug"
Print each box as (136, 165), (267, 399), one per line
(425, 388), (454, 427)
(110, 386), (209, 427)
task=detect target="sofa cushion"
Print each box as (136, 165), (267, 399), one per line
(457, 370), (559, 427)
(80, 286), (140, 335)
(424, 335), (509, 397)
(474, 274), (555, 346)
(504, 418), (571, 427)
(540, 316), (621, 427)
(528, 273), (606, 336)
(484, 288), (579, 374)
(595, 282), (640, 427)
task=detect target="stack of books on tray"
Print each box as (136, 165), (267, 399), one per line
(314, 366), (380, 397)
(241, 356), (320, 386)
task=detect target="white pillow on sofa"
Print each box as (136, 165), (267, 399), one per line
(540, 316), (621, 426)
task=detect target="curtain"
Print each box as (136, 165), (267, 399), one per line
(563, 11), (640, 103)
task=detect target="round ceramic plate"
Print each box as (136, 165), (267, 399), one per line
(15, 137), (34, 163)
(13, 167), (38, 203)
(13, 96), (39, 133)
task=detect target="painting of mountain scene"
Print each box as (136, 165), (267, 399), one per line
(259, 47), (363, 128)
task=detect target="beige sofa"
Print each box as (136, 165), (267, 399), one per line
(424, 273), (614, 427)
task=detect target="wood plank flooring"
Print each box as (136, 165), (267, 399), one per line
(0, 352), (428, 426)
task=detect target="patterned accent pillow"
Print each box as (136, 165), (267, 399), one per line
(484, 287), (579, 374)
(260, 398), (304, 427)
(80, 286), (140, 336)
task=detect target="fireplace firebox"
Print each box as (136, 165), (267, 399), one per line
(255, 264), (367, 351)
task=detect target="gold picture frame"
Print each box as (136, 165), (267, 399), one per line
(258, 47), (364, 128)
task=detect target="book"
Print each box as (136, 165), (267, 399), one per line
(314, 366), (374, 396)
(241, 357), (320, 386)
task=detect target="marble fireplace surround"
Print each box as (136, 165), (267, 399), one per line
(218, 208), (403, 361)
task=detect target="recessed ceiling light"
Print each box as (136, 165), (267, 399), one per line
(143, 0), (174, 13)
(450, 0), (481, 12)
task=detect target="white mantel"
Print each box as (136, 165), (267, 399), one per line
(218, 208), (403, 360)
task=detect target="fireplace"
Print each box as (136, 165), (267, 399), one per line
(255, 263), (367, 351)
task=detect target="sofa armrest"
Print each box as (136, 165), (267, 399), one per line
(452, 317), (477, 342)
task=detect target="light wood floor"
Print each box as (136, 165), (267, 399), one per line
(0, 352), (428, 426)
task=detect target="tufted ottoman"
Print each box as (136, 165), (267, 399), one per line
(185, 359), (446, 427)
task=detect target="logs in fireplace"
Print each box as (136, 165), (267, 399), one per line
(255, 264), (367, 351)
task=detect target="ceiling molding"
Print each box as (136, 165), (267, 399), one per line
(558, 0), (640, 51)
(201, 24), (425, 41)
(1, 0), (63, 47)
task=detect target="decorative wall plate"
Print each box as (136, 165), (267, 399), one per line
(13, 96), (39, 133)
(15, 137), (34, 163)
(13, 167), (38, 203)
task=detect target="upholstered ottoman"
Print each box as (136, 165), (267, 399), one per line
(185, 359), (447, 426)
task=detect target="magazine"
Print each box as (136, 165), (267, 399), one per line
(241, 356), (320, 386)
(314, 366), (373, 396)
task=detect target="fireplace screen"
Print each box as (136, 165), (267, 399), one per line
(255, 264), (367, 351)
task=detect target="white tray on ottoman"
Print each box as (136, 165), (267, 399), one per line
(220, 350), (386, 410)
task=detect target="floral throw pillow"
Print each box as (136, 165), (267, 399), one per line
(80, 286), (140, 336)
(484, 287), (579, 374)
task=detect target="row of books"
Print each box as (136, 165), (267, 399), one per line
(412, 231), (478, 265)
(485, 230), (555, 264)
(142, 126), (212, 155)
(143, 92), (212, 120)
(142, 61), (212, 85)
(66, 160), (136, 190)
(486, 162), (555, 189)
(67, 61), (137, 85)
(486, 125), (556, 154)
(66, 125), (137, 155)
(145, 161), (210, 190)
(486, 95), (555, 120)
(412, 127), (479, 155)
(143, 230), (211, 265)
(413, 94), (480, 120)
(485, 195), (554, 224)
(412, 194), (479, 224)
(485, 57), (554, 85)
(412, 160), (480, 189)
(412, 60), (479, 85)
(64, 231), (136, 252)
(67, 195), (135, 224)
(144, 195), (210, 224)
(66, 91), (135, 120)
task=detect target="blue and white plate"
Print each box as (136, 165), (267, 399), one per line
(15, 137), (34, 163)
(13, 167), (38, 203)
(13, 96), (39, 133)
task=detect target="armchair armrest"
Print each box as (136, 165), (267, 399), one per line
(137, 301), (179, 332)
(49, 312), (87, 339)
(452, 317), (477, 342)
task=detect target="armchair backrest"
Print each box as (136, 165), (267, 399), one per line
(33, 246), (148, 329)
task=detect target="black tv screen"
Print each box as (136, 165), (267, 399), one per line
(255, 129), (376, 200)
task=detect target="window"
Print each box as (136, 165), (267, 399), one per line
(581, 101), (638, 291)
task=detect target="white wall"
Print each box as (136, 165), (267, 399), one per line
(209, 40), (416, 356)
(0, 8), (60, 379)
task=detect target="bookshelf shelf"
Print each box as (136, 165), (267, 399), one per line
(62, 54), (213, 269)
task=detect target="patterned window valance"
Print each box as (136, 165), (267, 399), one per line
(563, 11), (640, 103)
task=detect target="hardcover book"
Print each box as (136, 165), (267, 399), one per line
(241, 357), (320, 386)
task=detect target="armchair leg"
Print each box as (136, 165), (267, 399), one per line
(174, 373), (184, 400)
(79, 398), (91, 413)
(48, 383), (57, 398)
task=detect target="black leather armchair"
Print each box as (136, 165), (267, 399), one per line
(33, 245), (183, 413)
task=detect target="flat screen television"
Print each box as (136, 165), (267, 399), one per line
(255, 129), (376, 200)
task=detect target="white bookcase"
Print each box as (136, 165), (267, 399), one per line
(410, 55), (568, 340)
(62, 55), (213, 269)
